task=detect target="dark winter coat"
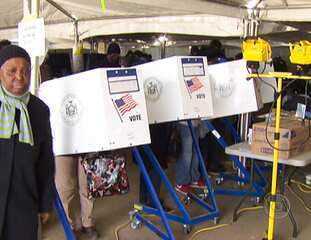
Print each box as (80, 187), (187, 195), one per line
(0, 95), (55, 240)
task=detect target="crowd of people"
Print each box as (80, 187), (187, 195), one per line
(1, 38), (305, 240)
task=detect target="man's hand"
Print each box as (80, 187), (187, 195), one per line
(39, 212), (50, 224)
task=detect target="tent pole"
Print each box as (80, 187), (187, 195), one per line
(23, 0), (40, 95)
(30, 0), (40, 95)
(46, 0), (77, 22)
(23, 0), (31, 16)
(45, 0), (80, 73)
(72, 21), (84, 74)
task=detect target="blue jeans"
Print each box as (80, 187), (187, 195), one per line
(175, 123), (200, 185)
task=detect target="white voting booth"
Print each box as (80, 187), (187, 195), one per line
(258, 61), (276, 104)
(137, 56), (214, 123)
(39, 68), (150, 155)
(207, 59), (269, 119)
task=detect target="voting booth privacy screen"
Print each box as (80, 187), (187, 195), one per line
(39, 68), (150, 155)
(258, 61), (276, 104)
(206, 59), (263, 119)
(138, 56), (213, 124)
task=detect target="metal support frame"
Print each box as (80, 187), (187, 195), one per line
(54, 188), (76, 240)
(46, 0), (77, 22)
(130, 120), (219, 239)
(46, 0), (79, 43)
(221, 118), (241, 143)
(203, 119), (266, 198)
(247, 72), (311, 240)
(203, 118), (268, 224)
(132, 146), (175, 240)
(239, 0), (261, 184)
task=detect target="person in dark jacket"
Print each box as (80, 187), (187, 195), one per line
(0, 45), (55, 240)
(138, 123), (172, 209)
(85, 42), (121, 70)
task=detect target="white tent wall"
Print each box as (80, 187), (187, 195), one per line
(78, 14), (244, 40)
(261, 1), (311, 22)
(0, 0), (243, 44)
(37, 0), (243, 23)
(0, 14), (247, 49)
(1, 0), (310, 50)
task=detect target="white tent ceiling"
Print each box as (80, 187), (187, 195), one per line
(0, 0), (310, 48)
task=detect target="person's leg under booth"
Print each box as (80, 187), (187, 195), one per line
(78, 155), (98, 239)
(175, 123), (200, 194)
(55, 155), (98, 239)
(55, 155), (79, 230)
(77, 155), (95, 228)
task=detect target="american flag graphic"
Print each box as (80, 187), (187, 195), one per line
(114, 94), (138, 116)
(186, 77), (203, 93)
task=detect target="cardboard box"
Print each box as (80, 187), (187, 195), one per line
(251, 119), (311, 159)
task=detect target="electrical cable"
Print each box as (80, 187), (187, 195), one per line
(289, 179), (311, 193)
(236, 205), (263, 215)
(264, 100), (311, 152)
(260, 62), (267, 74)
(261, 78), (311, 152)
(189, 224), (230, 240)
(286, 184), (311, 214)
(290, 179), (311, 189)
(247, 63), (311, 152)
(245, 66), (311, 198)
(121, 205), (264, 240)
(114, 220), (131, 240)
(189, 206), (263, 240)
(255, 65), (278, 95)
(298, 184), (311, 194)
(246, 62), (277, 94)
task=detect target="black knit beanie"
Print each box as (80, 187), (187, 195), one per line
(0, 45), (31, 68)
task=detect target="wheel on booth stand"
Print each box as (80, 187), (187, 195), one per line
(130, 216), (142, 230)
(182, 224), (192, 234)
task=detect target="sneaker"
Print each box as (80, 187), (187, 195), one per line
(175, 185), (192, 195)
(82, 226), (99, 240)
(190, 179), (206, 189)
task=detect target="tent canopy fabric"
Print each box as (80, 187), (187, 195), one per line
(0, 0), (310, 48)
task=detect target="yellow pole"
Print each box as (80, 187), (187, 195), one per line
(247, 72), (311, 239)
(267, 77), (283, 240)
